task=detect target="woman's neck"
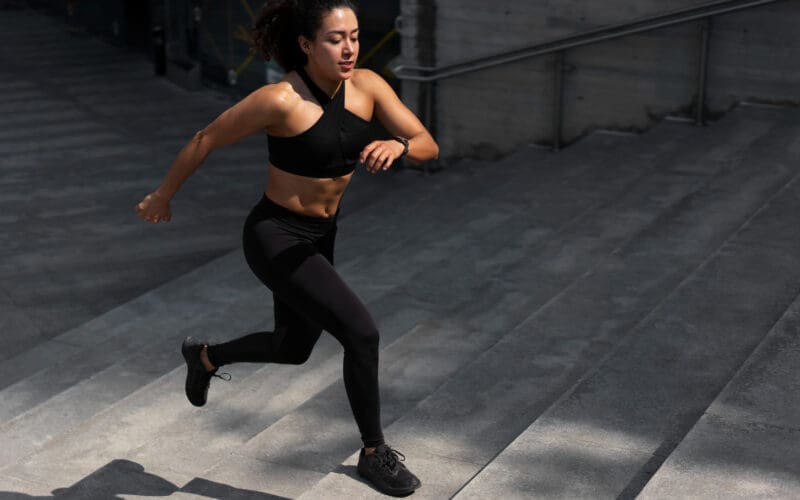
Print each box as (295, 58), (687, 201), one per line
(302, 64), (342, 98)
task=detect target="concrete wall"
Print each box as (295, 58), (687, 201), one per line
(398, 1), (800, 159)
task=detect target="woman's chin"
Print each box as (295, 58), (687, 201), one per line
(337, 64), (355, 77)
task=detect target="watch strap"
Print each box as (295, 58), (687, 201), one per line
(393, 136), (409, 157)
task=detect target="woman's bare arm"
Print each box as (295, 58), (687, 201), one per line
(157, 83), (292, 198)
(357, 69), (439, 172)
(136, 83), (293, 223)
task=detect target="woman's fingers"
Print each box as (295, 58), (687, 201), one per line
(134, 194), (171, 223)
(361, 141), (397, 173)
(367, 151), (388, 172)
(359, 141), (377, 164)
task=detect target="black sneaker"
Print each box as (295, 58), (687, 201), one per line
(357, 444), (421, 497)
(181, 336), (228, 407)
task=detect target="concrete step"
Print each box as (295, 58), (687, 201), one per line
(0, 250), (260, 398)
(0, 108), (784, 492)
(637, 290), (800, 499)
(0, 263), (275, 470)
(0, 123), (632, 494)
(452, 112), (800, 499)
(0, 283), (438, 495)
(210, 109), (786, 497)
(2, 105), (767, 496)
(0, 138), (545, 482)
(346, 106), (780, 345)
(0, 144), (564, 488)
(297, 107), (800, 498)
(337, 105), (785, 296)
(332, 135), (621, 278)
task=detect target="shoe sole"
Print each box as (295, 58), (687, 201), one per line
(356, 468), (420, 497)
(181, 337), (208, 407)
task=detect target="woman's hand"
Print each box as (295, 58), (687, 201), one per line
(135, 190), (172, 223)
(360, 139), (406, 173)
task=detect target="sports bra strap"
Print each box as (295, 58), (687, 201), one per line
(296, 66), (342, 107)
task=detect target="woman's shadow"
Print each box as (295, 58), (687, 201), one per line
(0, 459), (287, 499)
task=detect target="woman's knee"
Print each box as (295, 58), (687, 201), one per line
(280, 348), (314, 365)
(340, 317), (380, 357)
(272, 324), (321, 365)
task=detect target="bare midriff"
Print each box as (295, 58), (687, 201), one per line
(264, 163), (354, 218)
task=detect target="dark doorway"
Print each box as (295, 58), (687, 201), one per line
(125, 0), (152, 51)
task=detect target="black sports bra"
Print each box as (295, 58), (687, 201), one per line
(267, 67), (383, 178)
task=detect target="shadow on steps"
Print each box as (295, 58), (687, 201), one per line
(0, 459), (286, 500)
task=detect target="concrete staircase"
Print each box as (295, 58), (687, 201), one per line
(2, 5), (800, 500)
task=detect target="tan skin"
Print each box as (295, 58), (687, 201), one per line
(135, 7), (438, 453)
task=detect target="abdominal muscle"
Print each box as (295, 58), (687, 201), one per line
(264, 163), (354, 218)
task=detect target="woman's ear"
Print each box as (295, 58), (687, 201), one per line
(298, 35), (311, 54)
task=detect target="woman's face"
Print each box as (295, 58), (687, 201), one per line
(302, 7), (359, 80)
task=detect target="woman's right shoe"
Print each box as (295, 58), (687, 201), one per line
(181, 336), (217, 407)
(357, 444), (422, 497)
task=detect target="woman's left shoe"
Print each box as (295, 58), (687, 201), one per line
(181, 336), (221, 407)
(357, 444), (422, 497)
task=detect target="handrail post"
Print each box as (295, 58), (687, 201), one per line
(695, 17), (711, 126)
(552, 51), (565, 152)
(422, 80), (435, 174)
(424, 80), (437, 139)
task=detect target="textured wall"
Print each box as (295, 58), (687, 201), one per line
(399, 0), (800, 159)
(398, 0), (437, 121)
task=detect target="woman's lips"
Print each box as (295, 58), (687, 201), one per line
(339, 61), (354, 70)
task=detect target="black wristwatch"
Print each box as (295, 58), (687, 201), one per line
(393, 136), (409, 157)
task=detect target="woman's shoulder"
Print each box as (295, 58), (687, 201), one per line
(350, 69), (395, 97)
(350, 68), (383, 88)
(247, 78), (303, 115)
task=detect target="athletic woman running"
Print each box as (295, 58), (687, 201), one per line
(135, 0), (438, 496)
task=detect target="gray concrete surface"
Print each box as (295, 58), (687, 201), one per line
(299, 105), (800, 500)
(453, 109), (800, 499)
(638, 293), (800, 498)
(2, 4), (800, 500)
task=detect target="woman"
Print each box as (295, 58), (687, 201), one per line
(135, 0), (438, 496)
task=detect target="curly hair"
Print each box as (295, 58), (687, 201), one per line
(251, 0), (358, 72)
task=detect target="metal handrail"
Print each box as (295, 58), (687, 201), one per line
(394, 0), (782, 82)
(394, 0), (786, 151)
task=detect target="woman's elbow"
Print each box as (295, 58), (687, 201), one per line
(423, 134), (439, 161)
(195, 128), (219, 153)
(187, 129), (215, 162)
(411, 131), (438, 162)
(430, 141), (440, 161)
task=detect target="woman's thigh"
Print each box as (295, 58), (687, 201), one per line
(273, 251), (378, 351)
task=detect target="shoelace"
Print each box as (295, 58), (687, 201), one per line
(378, 446), (406, 472)
(212, 371), (232, 381)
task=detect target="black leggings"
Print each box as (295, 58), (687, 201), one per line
(206, 194), (384, 448)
